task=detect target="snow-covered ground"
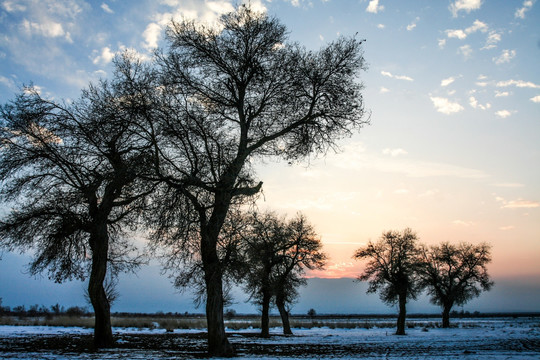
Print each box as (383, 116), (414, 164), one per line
(1, 317), (539, 359)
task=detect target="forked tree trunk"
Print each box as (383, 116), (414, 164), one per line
(88, 226), (114, 348)
(260, 288), (272, 338)
(201, 227), (236, 357)
(442, 302), (453, 328)
(276, 296), (293, 335)
(396, 293), (407, 335)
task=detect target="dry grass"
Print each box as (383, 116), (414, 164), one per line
(0, 315), (443, 331)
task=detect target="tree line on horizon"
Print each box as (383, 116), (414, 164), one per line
(0, 4), (492, 357)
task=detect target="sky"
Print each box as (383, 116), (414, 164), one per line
(0, 0), (539, 313)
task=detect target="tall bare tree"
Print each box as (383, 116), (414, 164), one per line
(149, 5), (367, 355)
(354, 228), (423, 335)
(419, 242), (493, 328)
(0, 54), (155, 348)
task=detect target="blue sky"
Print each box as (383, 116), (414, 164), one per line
(1, 0), (539, 312)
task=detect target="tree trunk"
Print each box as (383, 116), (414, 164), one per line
(201, 226), (236, 357)
(88, 225), (114, 348)
(276, 296), (293, 335)
(396, 293), (407, 335)
(442, 303), (452, 328)
(260, 288), (272, 338)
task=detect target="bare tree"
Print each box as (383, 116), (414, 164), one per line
(0, 54), (155, 348)
(419, 242), (493, 328)
(149, 4), (367, 355)
(353, 228), (423, 335)
(240, 211), (326, 337)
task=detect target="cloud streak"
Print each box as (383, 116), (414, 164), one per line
(381, 71), (413, 81)
(430, 96), (464, 114)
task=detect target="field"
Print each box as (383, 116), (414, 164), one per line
(0, 316), (539, 359)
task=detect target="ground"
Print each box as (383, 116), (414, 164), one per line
(0, 317), (539, 359)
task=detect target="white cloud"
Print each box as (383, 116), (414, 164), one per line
(466, 19), (488, 33)
(101, 3), (114, 14)
(438, 39), (446, 49)
(495, 91), (510, 97)
(469, 96), (490, 110)
(382, 148), (408, 157)
(366, 0), (384, 14)
(503, 199), (540, 209)
(450, 0), (482, 17)
(495, 110), (512, 118)
(0, 75), (16, 90)
(379, 86), (390, 94)
(430, 96), (464, 114)
(394, 189), (409, 195)
(453, 220), (475, 226)
(531, 95), (540, 103)
(92, 46), (115, 65)
(515, 0), (534, 18)
(493, 49), (516, 65)
(499, 225), (515, 231)
(496, 80), (540, 89)
(459, 44), (473, 59)
(406, 17), (419, 31)
(21, 18), (71, 41)
(319, 34), (324, 42)
(377, 24), (385, 29)
(441, 76), (456, 87)
(142, 22), (162, 50)
(381, 70), (413, 81)
(483, 31), (501, 50)
(2, 1), (26, 12)
(446, 29), (467, 40)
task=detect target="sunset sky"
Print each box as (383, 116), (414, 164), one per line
(1, 0), (539, 311)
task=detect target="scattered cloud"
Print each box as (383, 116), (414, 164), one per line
(381, 70), (413, 81)
(493, 49), (516, 65)
(495, 91), (510, 97)
(453, 220), (475, 226)
(450, 0), (483, 17)
(430, 96), (464, 114)
(499, 225), (515, 231)
(441, 76), (456, 87)
(382, 148), (408, 157)
(0, 75), (16, 90)
(469, 96), (491, 110)
(377, 24), (385, 29)
(483, 31), (502, 50)
(379, 86), (390, 94)
(446, 29), (467, 40)
(366, 0), (384, 14)
(21, 18), (72, 42)
(495, 110), (512, 118)
(458, 44), (473, 59)
(142, 22), (162, 50)
(438, 39), (446, 49)
(2, 1), (26, 12)
(101, 3), (114, 14)
(503, 199), (540, 209)
(515, 0), (534, 19)
(394, 189), (409, 195)
(92, 46), (115, 65)
(531, 95), (540, 103)
(407, 17), (419, 31)
(492, 183), (524, 188)
(496, 80), (540, 89)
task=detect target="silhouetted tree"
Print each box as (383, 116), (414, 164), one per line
(418, 242), (493, 328)
(354, 228), (423, 335)
(240, 211), (326, 337)
(149, 4), (367, 356)
(0, 53), (155, 348)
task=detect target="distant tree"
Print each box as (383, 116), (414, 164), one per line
(354, 228), (423, 335)
(241, 211), (326, 337)
(0, 54), (155, 348)
(418, 242), (493, 328)
(307, 308), (317, 318)
(273, 214), (326, 335)
(149, 4), (367, 356)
